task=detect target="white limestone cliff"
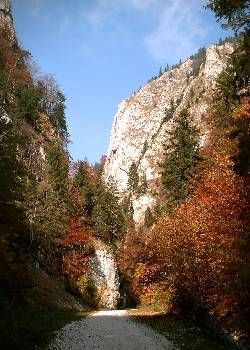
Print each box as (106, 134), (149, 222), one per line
(0, 0), (15, 40)
(104, 43), (233, 224)
(88, 240), (120, 309)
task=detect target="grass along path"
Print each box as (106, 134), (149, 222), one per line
(0, 307), (88, 350)
(129, 309), (241, 350)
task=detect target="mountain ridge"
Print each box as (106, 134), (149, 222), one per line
(104, 42), (234, 224)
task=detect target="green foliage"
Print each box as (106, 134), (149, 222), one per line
(190, 47), (206, 76)
(26, 142), (70, 272)
(163, 100), (176, 124)
(142, 140), (148, 155)
(144, 207), (154, 228)
(128, 162), (139, 194)
(217, 35), (238, 45)
(206, 0), (250, 32)
(216, 35), (250, 112)
(74, 161), (94, 217)
(0, 304), (83, 350)
(231, 112), (250, 176)
(47, 142), (69, 202)
(92, 183), (125, 244)
(50, 91), (68, 141)
(134, 313), (237, 350)
(37, 78), (68, 142)
(66, 274), (96, 307)
(161, 109), (201, 212)
(0, 118), (25, 226)
(212, 30), (250, 176)
(121, 195), (134, 220)
(138, 173), (148, 195)
(14, 85), (42, 127)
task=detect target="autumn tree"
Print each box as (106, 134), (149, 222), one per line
(132, 142), (246, 318)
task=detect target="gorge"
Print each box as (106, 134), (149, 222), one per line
(1, 0), (250, 349)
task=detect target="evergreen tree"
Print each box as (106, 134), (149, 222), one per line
(92, 182), (125, 244)
(28, 141), (70, 267)
(128, 162), (139, 194)
(161, 109), (201, 212)
(206, 0), (250, 32)
(47, 141), (69, 203)
(144, 207), (154, 228)
(0, 117), (25, 231)
(138, 173), (148, 195)
(74, 161), (94, 218)
(121, 195), (134, 220)
(50, 91), (68, 141)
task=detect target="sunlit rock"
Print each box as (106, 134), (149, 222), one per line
(88, 240), (120, 309)
(104, 43), (233, 225)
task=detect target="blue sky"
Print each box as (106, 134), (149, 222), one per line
(12, 0), (228, 164)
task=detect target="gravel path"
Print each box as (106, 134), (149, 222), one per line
(49, 309), (176, 349)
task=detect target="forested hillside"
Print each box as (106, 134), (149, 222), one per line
(0, 0), (250, 349)
(113, 0), (250, 347)
(0, 2), (125, 348)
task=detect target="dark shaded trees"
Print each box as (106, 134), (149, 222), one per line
(206, 0), (250, 32)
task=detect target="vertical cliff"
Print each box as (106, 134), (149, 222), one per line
(89, 240), (120, 309)
(0, 0), (15, 39)
(104, 43), (233, 224)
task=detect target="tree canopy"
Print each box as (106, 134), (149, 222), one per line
(206, 0), (250, 32)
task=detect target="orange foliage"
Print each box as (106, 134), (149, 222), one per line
(118, 227), (146, 277)
(59, 216), (92, 278)
(62, 252), (89, 277)
(62, 216), (90, 247)
(0, 32), (31, 86)
(233, 97), (250, 122)
(130, 142), (247, 317)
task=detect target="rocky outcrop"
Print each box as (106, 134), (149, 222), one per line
(0, 0), (15, 40)
(88, 240), (120, 309)
(104, 43), (233, 224)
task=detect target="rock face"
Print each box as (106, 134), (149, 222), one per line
(104, 43), (233, 224)
(88, 240), (120, 309)
(0, 0), (10, 12)
(0, 0), (15, 39)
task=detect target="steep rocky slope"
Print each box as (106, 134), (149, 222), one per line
(104, 43), (233, 224)
(0, 0), (15, 38)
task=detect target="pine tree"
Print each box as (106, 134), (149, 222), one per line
(144, 207), (154, 228)
(74, 161), (94, 218)
(92, 183), (125, 244)
(161, 109), (201, 212)
(0, 117), (25, 231)
(47, 141), (69, 202)
(206, 0), (250, 33)
(128, 162), (139, 194)
(138, 173), (148, 195)
(121, 195), (134, 220)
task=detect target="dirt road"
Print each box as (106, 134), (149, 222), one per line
(49, 309), (176, 349)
